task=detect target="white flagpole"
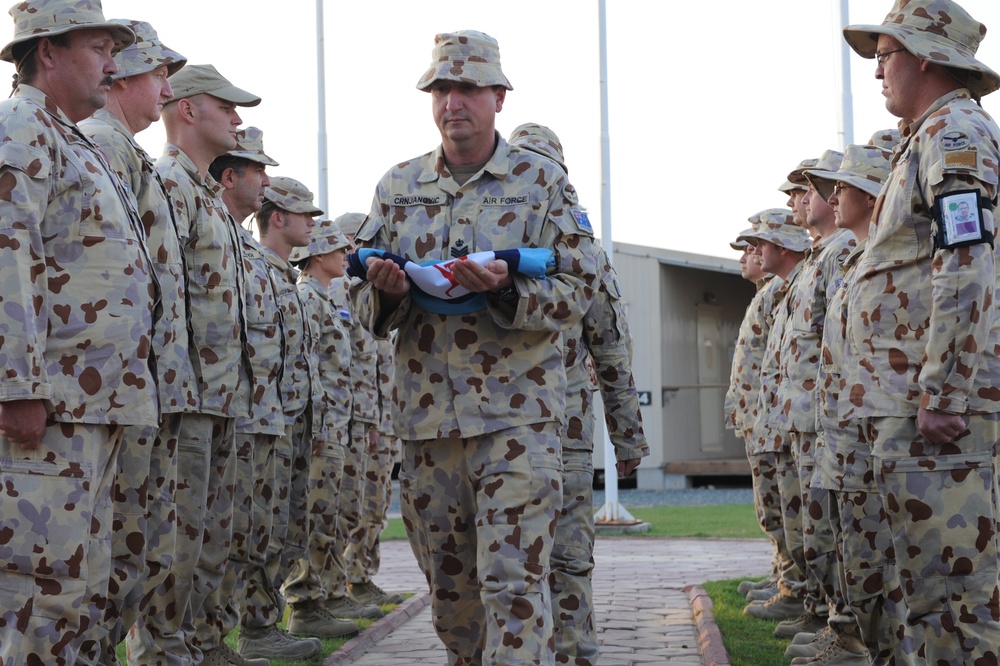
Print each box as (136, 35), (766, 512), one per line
(316, 0), (329, 212)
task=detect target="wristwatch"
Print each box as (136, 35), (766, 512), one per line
(493, 284), (519, 305)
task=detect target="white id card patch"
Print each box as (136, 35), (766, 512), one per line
(935, 190), (992, 249)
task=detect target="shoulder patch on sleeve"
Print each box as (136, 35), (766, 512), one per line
(572, 209), (592, 233)
(944, 151), (977, 169)
(940, 130), (970, 151)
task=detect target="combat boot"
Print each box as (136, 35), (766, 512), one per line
(743, 592), (803, 620)
(323, 594), (384, 619)
(288, 600), (361, 639)
(201, 643), (271, 666)
(785, 626), (835, 659)
(737, 576), (776, 596)
(773, 611), (827, 639)
(237, 624), (322, 660)
(745, 584), (778, 601)
(350, 580), (405, 606)
(790, 632), (871, 665)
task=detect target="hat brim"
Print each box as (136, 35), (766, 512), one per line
(843, 23), (1000, 98)
(205, 84), (261, 107)
(2, 22), (135, 63)
(229, 150), (279, 167)
(805, 168), (883, 201)
(416, 62), (513, 91)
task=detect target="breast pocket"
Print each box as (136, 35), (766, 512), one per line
(476, 202), (539, 249)
(61, 147), (132, 241)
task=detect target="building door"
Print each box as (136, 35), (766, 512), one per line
(696, 304), (725, 454)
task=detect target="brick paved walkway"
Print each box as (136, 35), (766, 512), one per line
(330, 537), (771, 665)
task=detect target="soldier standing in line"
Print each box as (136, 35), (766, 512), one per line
(335, 212), (406, 610)
(843, 1), (1000, 661)
(78, 19), (189, 665)
(507, 122), (647, 666)
(351, 30), (598, 664)
(726, 209), (796, 607)
(211, 130), (326, 661)
(281, 218), (364, 640)
(132, 63), (260, 666)
(0, 2), (157, 663)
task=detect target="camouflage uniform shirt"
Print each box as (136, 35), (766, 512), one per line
(299, 273), (351, 440)
(0, 85), (157, 425)
(846, 90), (1000, 417)
(333, 277), (380, 427)
(80, 108), (196, 415)
(263, 247), (315, 420)
(725, 275), (783, 433)
(351, 135), (598, 440)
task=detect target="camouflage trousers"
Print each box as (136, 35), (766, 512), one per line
(244, 413), (312, 629)
(0, 422), (122, 666)
(769, 434), (807, 600)
(92, 417), (180, 666)
(791, 431), (841, 620)
(284, 427), (348, 605)
(342, 420), (375, 586)
(348, 430), (397, 585)
(864, 414), (1000, 665)
(400, 423), (563, 666)
(745, 442), (786, 583)
(216, 431), (276, 643)
(128, 413), (236, 666)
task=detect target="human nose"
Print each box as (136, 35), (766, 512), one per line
(233, 110), (243, 125)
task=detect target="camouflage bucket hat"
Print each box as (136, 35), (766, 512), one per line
(805, 144), (892, 201)
(111, 19), (184, 79)
(738, 208), (811, 253)
(166, 63), (261, 106)
(416, 29), (512, 92)
(843, 0), (1000, 99)
(291, 218), (352, 267)
(730, 227), (755, 251)
(229, 126), (278, 166)
(867, 128), (900, 152)
(781, 158), (820, 192)
(334, 212), (366, 237)
(2, 0), (135, 63)
(264, 176), (324, 216)
(508, 123), (566, 172)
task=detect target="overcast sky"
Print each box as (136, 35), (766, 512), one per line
(6, 0), (998, 259)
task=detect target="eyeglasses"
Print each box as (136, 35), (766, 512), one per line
(832, 184), (857, 196)
(875, 48), (907, 66)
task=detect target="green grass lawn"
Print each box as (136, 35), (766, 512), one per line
(703, 578), (792, 666)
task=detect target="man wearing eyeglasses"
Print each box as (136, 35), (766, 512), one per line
(844, 1), (1000, 662)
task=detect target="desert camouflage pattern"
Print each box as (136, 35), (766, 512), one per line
(399, 424), (563, 665)
(725, 275), (783, 432)
(110, 19), (185, 79)
(846, 91), (1000, 418)
(156, 143), (250, 419)
(845, 89), (1000, 663)
(415, 29), (513, 92)
(265, 246), (314, 421)
(551, 244), (647, 664)
(352, 135), (596, 664)
(747, 450), (791, 590)
(0, 0), (134, 63)
(284, 272), (351, 604)
(0, 80), (158, 664)
(80, 107), (192, 664)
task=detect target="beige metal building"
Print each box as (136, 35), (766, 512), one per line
(593, 242), (756, 490)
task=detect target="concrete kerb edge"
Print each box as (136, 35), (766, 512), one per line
(686, 584), (732, 666)
(324, 592), (432, 665)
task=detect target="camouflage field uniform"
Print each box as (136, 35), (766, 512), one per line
(817, 239), (910, 659)
(80, 106), (195, 662)
(726, 273), (788, 584)
(552, 245), (647, 666)
(283, 272), (351, 605)
(351, 135), (597, 665)
(846, 90), (1000, 663)
(225, 226), (285, 639)
(337, 275), (383, 591)
(774, 229), (855, 624)
(129, 143), (249, 665)
(755, 260), (807, 603)
(0, 83), (158, 666)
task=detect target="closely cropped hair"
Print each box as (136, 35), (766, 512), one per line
(256, 199), (280, 237)
(208, 155), (249, 183)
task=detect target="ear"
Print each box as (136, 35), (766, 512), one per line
(219, 167), (236, 189)
(495, 87), (506, 113)
(35, 37), (59, 71)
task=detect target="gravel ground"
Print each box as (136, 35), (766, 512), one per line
(388, 483), (754, 516)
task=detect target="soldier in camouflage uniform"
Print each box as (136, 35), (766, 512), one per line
(77, 20), (189, 665)
(351, 30), (598, 665)
(131, 63), (260, 666)
(726, 210), (792, 606)
(791, 142), (895, 665)
(0, 3), (158, 663)
(211, 132), (326, 661)
(507, 122), (648, 666)
(335, 212), (405, 611)
(842, 1), (1000, 662)
(742, 212), (812, 623)
(280, 218), (363, 640)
